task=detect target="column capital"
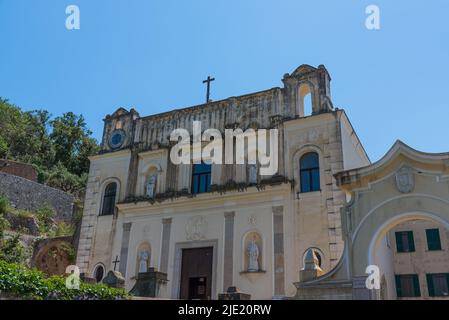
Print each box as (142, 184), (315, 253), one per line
(122, 222), (132, 231)
(272, 205), (284, 215)
(224, 211), (235, 219)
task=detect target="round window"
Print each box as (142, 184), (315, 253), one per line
(108, 130), (125, 149)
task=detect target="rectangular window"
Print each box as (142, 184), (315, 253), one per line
(427, 274), (449, 297)
(426, 229), (442, 251)
(192, 163), (212, 194)
(395, 231), (415, 253)
(395, 274), (421, 297)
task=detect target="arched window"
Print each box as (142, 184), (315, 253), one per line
(101, 182), (117, 215)
(303, 93), (312, 116)
(300, 152), (320, 193)
(302, 248), (323, 268)
(298, 83), (314, 117)
(93, 264), (105, 283)
(191, 163), (211, 194)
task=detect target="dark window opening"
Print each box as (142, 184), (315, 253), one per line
(300, 152), (320, 193)
(94, 265), (104, 283)
(427, 273), (449, 297)
(395, 231), (415, 253)
(426, 229), (442, 251)
(395, 274), (421, 297)
(101, 182), (117, 215)
(191, 163), (212, 194)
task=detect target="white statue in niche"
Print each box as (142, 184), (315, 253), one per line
(248, 164), (257, 184)
(138, 250), (150, 273)
(247, 239), (260, 272)
(145, 175), (157, 198)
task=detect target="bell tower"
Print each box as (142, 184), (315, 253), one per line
(101, 107), (140, 152)
(282, 64), (333, 117)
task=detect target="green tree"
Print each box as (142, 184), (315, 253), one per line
(45, 162), (87, 198)
(50, 112), (99, 176)
(0, 98), (99, 197)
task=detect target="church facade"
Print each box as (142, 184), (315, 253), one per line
(76, 65), (370, 299)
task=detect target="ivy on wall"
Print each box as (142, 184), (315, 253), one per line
(0, 261), (130, 300)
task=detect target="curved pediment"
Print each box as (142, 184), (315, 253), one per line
(335, 140), (449, 190)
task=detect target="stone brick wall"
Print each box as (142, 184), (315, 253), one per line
(0, 172), (74, 222)
(0, 159), (38, 182)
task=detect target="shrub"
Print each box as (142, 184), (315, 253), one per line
(0, 261), (130, 300)
(36, 204), (56, 225)
(47, 221), (75, 238)
(0, 196), (11, 239)
(0, 195), (9, 215)
(0, 234), (29, 264)
(15, 210), (33, 219)
(35, 204), (56, 235)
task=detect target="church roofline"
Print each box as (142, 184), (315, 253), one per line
(137, 87), (282, 121)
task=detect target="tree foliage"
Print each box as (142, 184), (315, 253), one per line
(0, 98), (99, 198)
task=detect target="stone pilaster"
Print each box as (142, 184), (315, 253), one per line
(125, 150), (139, 198)
(166, 157), (178, 191)
(160, 218), (172, 273)
(119, 222), (132, 276)
(273, 206), (285, 298)
(223, 211), (235, 290)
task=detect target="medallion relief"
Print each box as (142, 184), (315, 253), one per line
(395, 166), (414, 193)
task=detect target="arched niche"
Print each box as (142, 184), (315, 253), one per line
(242, 230), (264, 272)
(143, 164), (160, 197)
(135, 242), (152, 275)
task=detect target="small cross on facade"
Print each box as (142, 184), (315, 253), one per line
(202, 76), (215, 103)
(112, 255), (120, 271)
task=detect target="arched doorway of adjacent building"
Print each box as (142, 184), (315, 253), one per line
(368, 212), (449, 300)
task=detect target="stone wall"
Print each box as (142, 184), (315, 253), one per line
(0, 172), (74, 222)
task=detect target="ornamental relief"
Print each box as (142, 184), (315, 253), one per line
(186, 216), (208, 241)
(395, 166), (414, 193)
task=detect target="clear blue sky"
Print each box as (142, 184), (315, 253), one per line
(1, 0), (448, 162)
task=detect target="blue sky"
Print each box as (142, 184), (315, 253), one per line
(0, 0), (448, 161)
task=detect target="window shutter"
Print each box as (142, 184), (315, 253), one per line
(395, 233), (404, 252)
(426, 229), (441, 250)
(395, 275), (402, 297)
(446, 274), (449, 294)
(413, 274), (421, 297)
(408, 232), (415, 252)
(427, 274), (435, 297)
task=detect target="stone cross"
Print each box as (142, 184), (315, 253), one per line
(202, 76), (215, 103)
(112, 255), (120, 271)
